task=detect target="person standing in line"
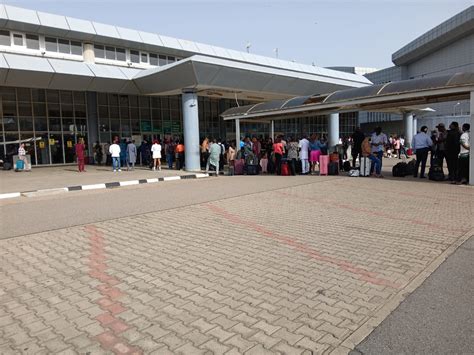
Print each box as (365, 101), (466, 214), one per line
(127, 140), (137, 171)
(104, 141), (111, 166)
(434, 123), (447, 166)
(272, 137), (284, 175)
(200, 138), (209, 169)
(455, 123), (470, 185)
(445, 121), (462, 181)
(309, 134), (325, 175)
(175, 140), (185, 170)
(298, 135), (310, 175)
(151, 140), (162, 171)
(398, 135), (408, 159)
(412, 126), (433, 179)
(287, 137), (299, 176)
(207, 138), (221, 176)
(370, 127), (388, 172)
(227, 141), (236, 172)
(393, 136), (400, 159)
(165, 139), (175, 169)
(109, 139), (121, 172)
(75, 138), (86, 172)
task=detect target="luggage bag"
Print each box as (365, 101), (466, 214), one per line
(359, 157), (371, 177)
(319, 155), (329, 175)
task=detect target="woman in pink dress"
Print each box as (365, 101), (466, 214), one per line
(75, 138), (86, 172)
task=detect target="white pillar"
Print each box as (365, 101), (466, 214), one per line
(235, 118), (240, 146)
(182, 89), (200, 171)
(270, 120), (274, 140)
(328, 113), (339, 148)
(413, 117), (418, 134)
(83, 43), (95, 63)
(470, 91), (474, 185)
(403, 112), (414, 148)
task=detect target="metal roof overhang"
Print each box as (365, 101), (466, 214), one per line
(221, 73), (474, 121)
(132, 55), (370, 100)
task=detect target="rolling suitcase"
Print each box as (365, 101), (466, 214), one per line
(359, 157), (371, 176)
(246, 164), (259, 175)
(234, 159), (244, 175)
(328, 161), (339, 175)
(319, 155), (329, 175)
(281, 162), (290, 176)
(15, 159), (24, 171)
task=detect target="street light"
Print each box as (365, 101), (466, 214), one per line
(245, 42), (251, 53)
(453, 102), (460, 116)
(273, 48), (279, 59)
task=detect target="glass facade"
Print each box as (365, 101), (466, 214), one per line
(0, 87), (87, 165)
(1, 86), (358, 165)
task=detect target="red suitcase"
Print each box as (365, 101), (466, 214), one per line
(234, 159), (244, 175)
(281, 162), (290, 176)
(319, 155), (329, 175)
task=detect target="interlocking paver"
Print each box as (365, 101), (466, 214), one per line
(1, 175), (472, 354)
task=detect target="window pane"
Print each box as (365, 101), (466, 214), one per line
(25, 34), (39, 50)
(45, 37), (58, 52)
(13, 33), (23, 46)
(18, 102), (32, 117)
(116, 48), (126, 61)
(58, 39), (70, 54)
(109, 94), (119, 106)
(34, 117), (48, 131)
(46, 90), (60, 103)
(159, 55), (167, 66)
(48, 117), (61, 131)
(60, 91), (73, 104)
(0, 30), (10, 46)
(17, 88), (31, 102)
(70, 41), (82, 55)
(61, 104), (74, 118)
(105, 46), (116, 60)
(130, 50), (139, 63)
(3, 102), (18, 131)
(33, 103), (46, 117)
(94, 44), (105, 58)
(19, 117), (33, 131)
(167, 56), (175, 63)
(149, 53), (158, 66)
(32, 89), (45, 102)
(74, 105), (87, 118)
(73, 92), (85, 105)
(141, 52), (148, 63)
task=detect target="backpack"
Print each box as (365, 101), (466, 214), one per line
(343, 161), (351, 172)
(406, 160), (416, 176)
(392, 162), (408, 177)
(428, 166), (445, 181)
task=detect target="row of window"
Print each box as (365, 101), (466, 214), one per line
(0, 29), (182, 66)
(93, 44), (178, 65)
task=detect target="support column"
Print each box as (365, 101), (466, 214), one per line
(328, 113), (339, 149)
(413, 116), (418, 135)
(182, 89), (200, 171)
(235, 118), (241, 147)
(270, 120), (274, 140)
(403, 112), (414, 148)
(86, 91), (98, 162)
(470, 91), (474, 185)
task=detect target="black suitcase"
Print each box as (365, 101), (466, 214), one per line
(392, 162), (407, 177)
(246, 164), (259, 175)
(328, 161), (339, 175)
(343, 161), (351, 172)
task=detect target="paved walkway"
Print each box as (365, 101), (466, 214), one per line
(0, 167), (472, 354)
(0, 165), (191, 194)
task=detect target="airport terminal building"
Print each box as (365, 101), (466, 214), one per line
(0, 5), (370, 166)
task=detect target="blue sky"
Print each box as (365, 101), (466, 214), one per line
(2, 0), (472, 69)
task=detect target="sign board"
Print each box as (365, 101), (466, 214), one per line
(67, 141), (73, 148)
(49, 138), (55, 145)
(39, 141), (45, 149)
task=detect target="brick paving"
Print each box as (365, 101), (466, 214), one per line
(0, 176), (473, 354)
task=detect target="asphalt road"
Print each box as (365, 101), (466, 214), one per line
(0, 175), (337, 239)
(351, 235), (474, 355)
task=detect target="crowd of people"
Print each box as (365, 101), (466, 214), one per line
(15, 123), (470, 184)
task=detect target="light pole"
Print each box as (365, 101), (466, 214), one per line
(453, 102), (460, 116)
(273, 48), (278, 59)
(245, 42), (251, 53)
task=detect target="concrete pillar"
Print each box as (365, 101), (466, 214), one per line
(413, 117), (418, 134)
(83, 43), (95, 63)
(270, 120), (274, 140)
(86, 91), (98, 161)
(182, 89), (200, 171)
(235, 118), (240, 147)
(403, 112), (414, 148)
(470, 91), (474, 185)
(328, 113), (339, 148)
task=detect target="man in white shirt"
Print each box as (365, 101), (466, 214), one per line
(412, 126), (433, 178)
(298, 135), (310, 174)
(371, 127), (388, 172)
(456, 123), (470, 184)
(109, 140), (121, 172)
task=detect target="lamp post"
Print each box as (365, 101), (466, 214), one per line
(245, 42), (251, 53)
(273, 48), (278, 59)
(453, 102), (460, 116)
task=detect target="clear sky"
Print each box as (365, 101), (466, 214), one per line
(2, 0), (472, 69)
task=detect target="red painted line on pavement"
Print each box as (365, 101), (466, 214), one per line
(276, 191), (467, 234)
(85, 225), (142, 355)
(206, 204), (401, 290)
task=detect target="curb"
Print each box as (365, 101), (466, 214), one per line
(0, 173), (210, 200)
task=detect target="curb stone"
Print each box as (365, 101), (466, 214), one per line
(0, 173), (210, 200)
